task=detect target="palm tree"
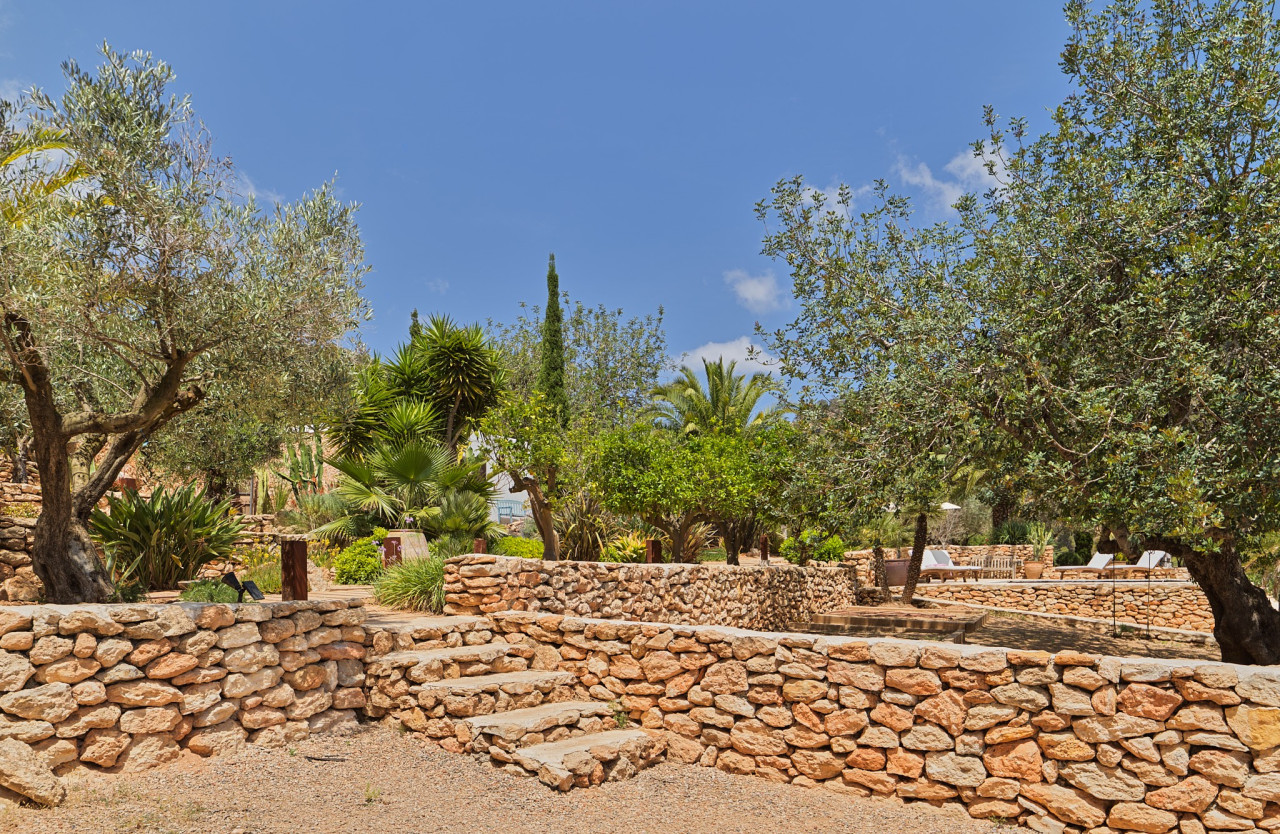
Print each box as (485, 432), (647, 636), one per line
(648, 358), (784, 435)
(1, 124), (92, 226)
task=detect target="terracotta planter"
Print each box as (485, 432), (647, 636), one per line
(885, 558), (910, 587)
(1024, 561), (1045, 580)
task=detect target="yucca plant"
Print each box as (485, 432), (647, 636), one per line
(426, 491), (504, 543)
(374, 555), (447, 612)
(90, 486), (247, 592)
(555, 491), (617, 562)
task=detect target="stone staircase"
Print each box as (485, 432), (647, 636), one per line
(362, 615), (663, 790)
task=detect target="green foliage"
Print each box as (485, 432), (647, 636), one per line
(1026, 522), (1054, 561)
(89, 487), (247, 592)
(4, 502), (38, 518)
(329, 315), (505, 459)
(332, 535), (384, 585)
(780, 531), (847, 565)
(374, 556), (446, 613)
(277, 493), (353, 540)
(1073, 530), (1095, 565)
(649, 358), (785, 436)
(244, 562), (282, 595)
(494, 536), (543, 559)
(425, 491), (502, 543)
(555, 490), (616, 562)
(537, 254), (569, 426)
(179, 580), (241, 603)
(276, 432), (325, 503)
(601, 531), (647, 563)
(1, 46), (367, 602)
(992, 521), (1030, 546)
(488, 292), (667, 424)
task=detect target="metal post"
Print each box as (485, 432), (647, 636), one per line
(281, 537), (309, 601)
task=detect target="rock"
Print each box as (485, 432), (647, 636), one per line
(901, 723), (953, 751)
(1051, 683), (1096, 716)
(106, 679), (182, 707)
(984, 738), (1044, 780)
(35, 657), (100, 684)
(223, 667), (284, 699)
(145, 653), (199, 680)
(215, 622), (262, 650)
(54, 704), (120, 738)
(1058, 761), (1147, 800)
(0, 737), (64, 805)
(1226, 705), (1280, 750)
(0, 715), (54, 743)
(0, 650), (34, 692)
(1242, 773), (1280, 802)
(0, 682), (77, 722)
(1188, 749), (1250, 787)
(885, 668), (941, 696)
(968, 799), (1023, 819)
(1145, 775), (1218, 812)
(185, 720), (248, 756)
(792, 749), (844, 780)
(991, 683), (1050, 712)
(222, 643), (279, 675)
(782, 679), (827, 703)
(1167, 704), (1229, 733)
(842, 768), (898, 793)
(701, 661), (749, 695)
(914, 691), (967, 736)
(1117, 684), (1183, 721)
(924, 752), (987, 787)
(886, 747), (924, 778)
(1073, 714), (1164, 743)
(1019, 782), (1108, 828)
(1200, 806), (1257, 830)
(114, 732), (181, 772)
(307, 709), (358, 736)
(94, 638), (133, 668)
(1106, 802), (1179, 833)
(729, 720), (787, 756)
(1237, 672), (1280, 707)
(118, 705), (183, 734)
(79, 727), (130, 767)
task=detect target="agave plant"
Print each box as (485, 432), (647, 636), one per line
(555, 491), (618, 562)
(89, 486), (247, 592)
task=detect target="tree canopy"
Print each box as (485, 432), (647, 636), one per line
(0, 47), (368, 601)
(758, 0), (1280, 662)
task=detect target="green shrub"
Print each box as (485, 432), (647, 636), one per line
(374, 556), (446, 612)
(780, 531), (847, 565)
(333, 536), (384, 584)
(89, 486), (246, 591)
(602, 531), (646, 563)
(3, 502), (39, 518)
(180, 579), (241, 603)
(494, 537), (542, 559)
(992, 520), (1030, 545)
(697, 547), (726, 563)
(244, 562), (282, 595)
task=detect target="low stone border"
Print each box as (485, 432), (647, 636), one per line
(489, 609), (1280, 833)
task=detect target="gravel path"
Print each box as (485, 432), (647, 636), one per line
(2, 726), (1007, 834)
(968, 613), (1218, 661)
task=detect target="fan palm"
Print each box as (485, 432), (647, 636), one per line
(416, 314), (508, 454)
(649, 358), (784, 435)
(315, 440), (495, 540)
(1, 124), (93, 226)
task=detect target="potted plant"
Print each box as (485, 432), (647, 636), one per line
(1025, 522), (1053, 580)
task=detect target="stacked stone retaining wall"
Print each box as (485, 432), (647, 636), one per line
(915, 581), (1214, 633)
(490, 609), (1280, 833)
(0, 599), (365, 798)
(443, 554), (860, 631)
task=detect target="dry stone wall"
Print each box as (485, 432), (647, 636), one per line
(0, 517), (37, 603)
(915, 581), (1214, 633)
(443, 554), (860, 631)
(0, 599), (366, 802)
(490, 609), (1280, 833)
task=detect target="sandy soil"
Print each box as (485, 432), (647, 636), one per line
(2, 725), (1008, 834)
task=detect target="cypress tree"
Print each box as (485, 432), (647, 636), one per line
(537, 253), (569, 426)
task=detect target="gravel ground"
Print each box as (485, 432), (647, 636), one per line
(2, 726), (1007, 834)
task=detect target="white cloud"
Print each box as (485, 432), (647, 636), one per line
(233, 171), (284, 205)
(426, 279), (449, 294)
(0, 79), (22, 103)
(678, 336), (776, 377)
(895, 148), (1003, 213)
(723, 269), (785, 313)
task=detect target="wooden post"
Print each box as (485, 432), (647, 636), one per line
(382, 536), (402, 568)
(645, 538), (662, 564)
(760, 533), (771, 565)
(473, 537), (487, 554)
(281, 537), (309, 601)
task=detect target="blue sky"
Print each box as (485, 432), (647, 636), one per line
(0, 2), (1073, 371)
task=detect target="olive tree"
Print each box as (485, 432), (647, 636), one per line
(0, 48), (367, 602)
(760, 0), (1280, 663)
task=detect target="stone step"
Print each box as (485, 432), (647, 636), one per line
(365, 643), (522, 681)
(462, 700), (616, 753)
(503, 729), (665, 791)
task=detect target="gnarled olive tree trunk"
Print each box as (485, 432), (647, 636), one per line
(1181, 546), (1280, 665)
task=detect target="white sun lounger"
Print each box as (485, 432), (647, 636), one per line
(919, 549), (984, 582)
(1113, 550), (1171, 577)
(1057, 552), (1114, 577)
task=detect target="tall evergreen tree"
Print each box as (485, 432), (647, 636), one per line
(537, 254), (569, 426)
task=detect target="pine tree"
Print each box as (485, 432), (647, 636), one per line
(537, 254), (569, 426)
(409, 309), (422, 340)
